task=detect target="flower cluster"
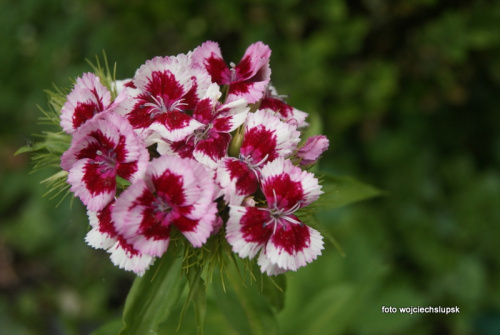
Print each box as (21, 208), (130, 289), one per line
(59, 41), (329, 276)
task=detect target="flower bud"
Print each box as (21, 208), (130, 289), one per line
(297, 135), (329, 165)
(228, 127), (245, 157)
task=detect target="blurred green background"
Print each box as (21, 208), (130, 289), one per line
(2, 0), (500, 334)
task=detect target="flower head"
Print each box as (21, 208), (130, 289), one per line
(61, 112), (148, 211)
(118, 54), (212, 142)
(111, 156), (217, 258)
(60, 73), (122, 134)
(192, 41), (271, 103)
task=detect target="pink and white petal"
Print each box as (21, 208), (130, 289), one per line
(235, 42), (271, 81)
(260, 157), (323, 207)
(68, 159), (115, 212)
(191, 41), (230, 85)
(193, 132), (231, 169)
(216, 158), (259, 205)
(193, 83), (221, 124)
(85, 203), (117, 250)
(213, 99), (249, 132)
(147, 156), (196, 205)
(226, 206), (271, 259)
(262, 222), (324, 272)
(241, 109), (300, 163)
(109, 237), (155, 276)
(257, 254), (287, 276)
(61, 73), (111, 134)
(226, 80), (269, 104)
(101, 112), (146, 163)
(149, 114), (204, 142)
(112, 179), (171, 257)
(175, 202), (217, 247)
(187, 161), (217, 218)
(128, 231), (171, 258)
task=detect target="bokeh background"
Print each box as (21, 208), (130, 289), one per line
(2, 0), (500, 334)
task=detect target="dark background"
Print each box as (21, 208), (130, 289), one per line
(1, 0), (500, 334)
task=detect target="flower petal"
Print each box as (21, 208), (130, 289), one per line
(259, 221), (324, 274)
(109, 236), (155, 276)
(60, 73), (111, 134)
(226, 206), (272, 259)
(260, 157), (323, 208)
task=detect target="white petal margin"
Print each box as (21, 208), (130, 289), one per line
(256, 255), (287, 276)
(108, 239), (155, 276)
(226, 206), (265, 259)
(259, 225), (324, 275)
(85, 210), (116, 250)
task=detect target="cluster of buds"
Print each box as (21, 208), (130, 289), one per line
(59, 41), (329, 276)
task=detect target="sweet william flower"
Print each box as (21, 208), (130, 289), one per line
(192, 41), (271, 103)
(61, 112), (149, 211)
(226, 158), (324, 275)
(60, 73), (126, 134)
(111, 155), (217, 258)
(118, 54), (212, 142)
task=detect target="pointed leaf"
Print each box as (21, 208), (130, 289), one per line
(211, 263), (279, 335)
(317, 174), (383, 210)
(119, 246), (186, 335)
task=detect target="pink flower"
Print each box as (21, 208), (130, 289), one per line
(61, 112), (149, 211)
(118, 54), (212, 142)
(226, 158), (324, 275)
(217, 109), (300, 205)
(61, 73), (125, 134)
(260, 85), (309, 129)
(111, 156), (217, 258)
(192, 41), (271, 103)
(297, 135), (329, 165)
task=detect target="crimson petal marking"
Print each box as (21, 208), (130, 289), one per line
(226, 206), (272, 259)
(260, 157), (322, 207)
(68, 159), (115, 211)
(193, 131), (231, 169)
(174, 202), (217, 247)
(109, 236), (155, 276)
(217, 158), (259, 205)
(85, 201), (117, 250)
(60, 73), (111, 134)
(112, 179), (171, 257)
(260, 223), (324, 273)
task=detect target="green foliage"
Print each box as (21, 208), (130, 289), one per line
(3, 0), (500, 334)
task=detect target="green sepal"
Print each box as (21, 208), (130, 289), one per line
(119, 245), (186, 335)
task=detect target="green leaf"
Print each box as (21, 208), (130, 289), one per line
(316, 174), (383, 210)
(211, 262), (279, 335)
(259, 272), (286, 312)
(91, 319), (123, 335)
(177, 265), (206, 335)
(119, 246), (187, 335)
